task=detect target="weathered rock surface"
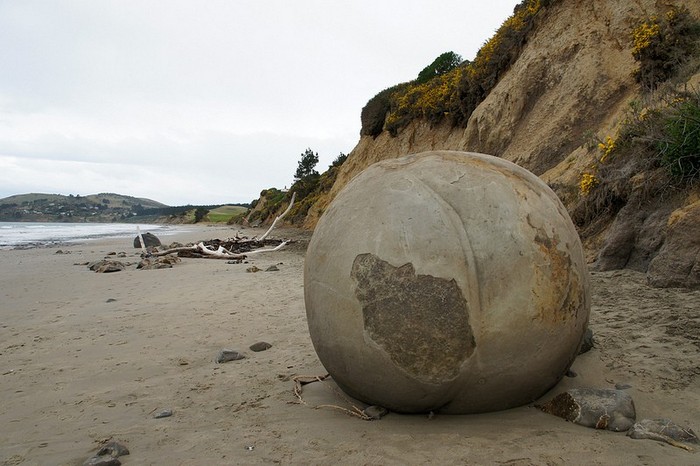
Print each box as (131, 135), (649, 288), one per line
(647, 202), (700, 288)
(538, 388), (636, 432)
(305, 151), (590, 414)
(627, 418), (699, 449)
(137, 255), (180, 270)
(88, 260), (126, 273)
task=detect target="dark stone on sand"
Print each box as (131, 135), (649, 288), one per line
(154, 409), (173, 419)
(538, 388), (636, 432)
(627, 418), (699, 447)
(363, 405), (389, 420)
(249, 341), (272, 352)
(578, 328), (594, 354)
(565, 369), (577, 378)
(96, 440), (130, 458)
(137, 255), (180, 270)
(265, 265), (280, 272)
(88, 260), (125, 273)
(216, 349), (246, 363)
(615, 382), (632, 390)
(83, 456), (120, 466)
(246, 266), (261, 273)
(134, 232), (161, 248)
(106, 298), (117, 303)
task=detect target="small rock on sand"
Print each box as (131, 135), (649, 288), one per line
(363, 405), (389, 420)
(538, 388), (636, 432)
(627, 418), (699, 449)
(216, 349), (246, 363)
(249, 341), (272, 352)
(154, 409), (173, 419)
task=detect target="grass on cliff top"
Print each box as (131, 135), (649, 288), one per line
(205, 205), (248, 223)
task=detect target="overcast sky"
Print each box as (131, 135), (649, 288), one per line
(0, 1), (520, 206)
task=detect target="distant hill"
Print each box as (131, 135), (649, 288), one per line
(0, 192), (251, 224)
(0, 192), (168, 222)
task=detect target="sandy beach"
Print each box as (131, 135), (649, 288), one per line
(1, 225), (698, 465)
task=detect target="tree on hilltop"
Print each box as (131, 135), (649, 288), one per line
(417, 51), (463, 84)
(295, 148), (320, 180)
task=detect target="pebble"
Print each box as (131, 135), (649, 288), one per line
(154, 409), (173, 419)
(363, 405), (389, 420)
(246, 266), (261, 273)
(97, 440), (130, 458)
(82, 439), (129, 466)
(265, 265), (280, 272)
(249, 341), (272, 352)
(83, 456), (120, 466)
(615, 382), (632, 390)
(216, 349), (246, 363)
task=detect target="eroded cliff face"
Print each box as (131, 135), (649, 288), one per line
(304, 0), (700, 288)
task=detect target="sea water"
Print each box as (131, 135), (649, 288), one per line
(0, 222), (178, 249)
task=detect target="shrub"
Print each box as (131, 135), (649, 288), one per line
(657, 92), (700, 181)
(360, 0), (553, 137)
(416, 51), (463, 84)
(330, 152), (348, 168)
(632, 6), (700, 89)
(579, 172), (599, 196)
(361, 83), (410, 137)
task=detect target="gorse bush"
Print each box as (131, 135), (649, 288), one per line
(361, 0), (553, 137)
(632, 6), (700, 89)
(586, 90), (700, 186)
(572, 88), (700, 228)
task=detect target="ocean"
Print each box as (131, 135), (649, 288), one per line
(0, 222), (180, 249)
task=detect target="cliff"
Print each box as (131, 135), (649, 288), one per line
(300, 0), (700, 288)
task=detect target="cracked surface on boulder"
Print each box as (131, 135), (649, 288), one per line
(351, 253), (475, 384)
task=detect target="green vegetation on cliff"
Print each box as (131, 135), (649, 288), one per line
(573, 5), (700, 228)
(361, 0), (554, 137)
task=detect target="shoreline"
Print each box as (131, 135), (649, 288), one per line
(0, 230), (698, 465)
(0, 222), (254, 251)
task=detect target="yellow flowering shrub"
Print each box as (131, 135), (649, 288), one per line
(579, 172), (598, 196)
(598, 136), (616, 163)
(631, 6), (699, 89)
(631, 18), (660, 57)
(377, 0), (552, 136)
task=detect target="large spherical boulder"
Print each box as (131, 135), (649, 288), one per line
(304, 151), (590, 414)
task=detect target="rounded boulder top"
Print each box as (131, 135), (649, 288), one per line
(304, 150), (590, 414)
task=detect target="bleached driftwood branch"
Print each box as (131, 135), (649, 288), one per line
(258, 191), (296, 242)
(245, 241), (289, 255)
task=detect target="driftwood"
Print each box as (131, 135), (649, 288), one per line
(148, 193), (296, 260)
(259, 192), (296, 242)
(151, 239), (289, 260)
(290, 374), (373, 421)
